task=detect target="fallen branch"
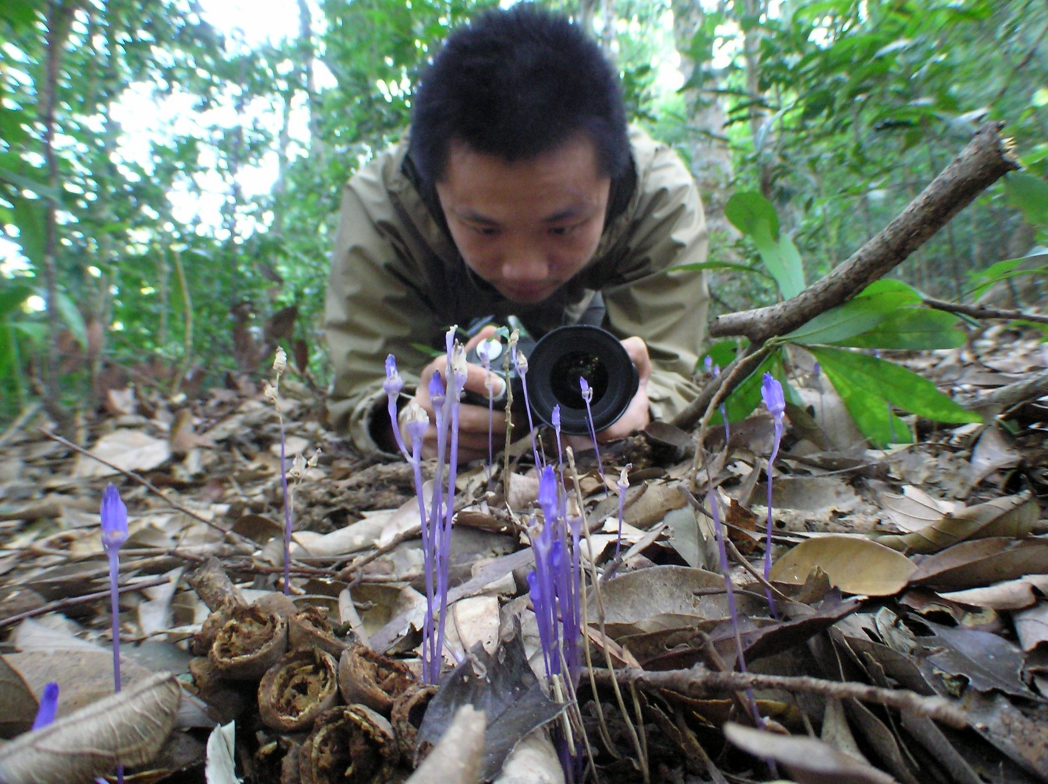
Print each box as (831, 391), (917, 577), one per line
(924, 297), (1048, 325)
(708, 122), (1018, 344)
(964, 367), (1048, 417)
(589, 665), (969, 729)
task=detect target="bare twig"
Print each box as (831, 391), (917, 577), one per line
(38, 428), (234, 538)
(0, 575), (171, 630)
(964, 367), (1048, 416)
(924, 298), (1048, 325)
(335, 527), (425, 582)
(590, 665), (969, 729)
(0, 402), (42, 449)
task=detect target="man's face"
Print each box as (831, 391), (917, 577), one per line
(435, 134), (612, 305)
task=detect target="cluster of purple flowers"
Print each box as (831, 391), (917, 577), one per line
(527, 464), (583, 685)
(385, 328), (467, 684)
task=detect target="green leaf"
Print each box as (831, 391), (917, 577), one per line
(725, 191), (780, 239)
(699, 340), (745, 374)
(0, 282), (33, 320)
(0, 169), (63, 204)
(833, 307), (967, 349)
(54, 291), (87, 347)
(811, 351), (911, 447)
(674, 261), (772, 280)
(783, 279), (919, 345)
(11, 197), (46, 269)
(754, 232), (806, 300)
(1004, 172), (1048, 228)
(711, 352), (777, 426)
(966, 253), (1048, 299)
(809, 347), (980, 425)
(724, 192), (806, 299)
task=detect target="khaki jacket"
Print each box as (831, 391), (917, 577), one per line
(325, 126), (709, 454)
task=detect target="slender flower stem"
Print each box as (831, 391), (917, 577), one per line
(708, 490), (762, 727)
(579, 378), (606, 490)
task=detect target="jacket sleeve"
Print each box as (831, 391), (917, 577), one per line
(601, 141), (709, 424)
(325, 179), (437, 455)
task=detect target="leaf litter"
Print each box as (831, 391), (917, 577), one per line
(0, 323), (1045, 782)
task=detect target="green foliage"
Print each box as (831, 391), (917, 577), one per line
(724, 191), (805, 298)
(967, 253), (1048, 300)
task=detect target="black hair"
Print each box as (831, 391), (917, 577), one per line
(409, 4), (630, 185)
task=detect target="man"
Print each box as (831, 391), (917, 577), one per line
(326, 4), (709, 462)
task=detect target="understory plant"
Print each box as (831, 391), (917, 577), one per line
(760, 373), (785, 616)
(385, 327), (466, 683)
(101, 484), (128, 784)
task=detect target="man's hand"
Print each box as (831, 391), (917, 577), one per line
(564, 335), (651, 453)
(401, 326), (508, 463)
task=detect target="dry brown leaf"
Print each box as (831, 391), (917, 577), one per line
(724, 722), (894, 784)
(874, 492), (1038, 554)
(73, 429), (171, 478)
(910, 537), (1048, 591)
(0, 671), (181, 784)
(770, 536), (916, 596)
(966, 425), (1021, 488)
(939, 575), (1048, 610)
(4, 650), (155, 717)
(0, 656), (38, 739)
(1015, 602), (1048, 653)
(881, 486), (958, 532)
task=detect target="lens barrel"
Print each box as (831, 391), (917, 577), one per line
(525, 325), (639, 436)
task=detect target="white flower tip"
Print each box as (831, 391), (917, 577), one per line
(273, 347), (287, 376)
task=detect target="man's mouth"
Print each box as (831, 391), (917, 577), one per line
(500, 283), (557, 302)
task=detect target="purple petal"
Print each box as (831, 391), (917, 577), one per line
(383, 354), (403, 397)
(31, 682), (59, 730)
(704, 355), (713, 372)
(761, 373), (785, 419)
(100, 484), (128, 552)
(538, 465), (558, 525)
(428, 370), (445, 401)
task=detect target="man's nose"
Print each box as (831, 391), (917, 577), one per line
(502, 246), (548, 281)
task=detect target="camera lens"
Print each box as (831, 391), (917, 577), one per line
(548, 351), (609, 409)
(525, 325), (639, 435)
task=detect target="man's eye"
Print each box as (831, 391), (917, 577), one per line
(473, 225), (499, 236)
(549, 224), (577, 236)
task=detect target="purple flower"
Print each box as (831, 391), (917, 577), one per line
(704, 355), (713, 373)
(812, 361), (821, 382)
(101, 485), (127, 784)
(577, 377), (606, 489)
(101, 484), (128, 553)
(760, 373), (785, 617)
(31, 682), (59, 730)
(761, 373), (785, 420)
(384, 354), (404, 397)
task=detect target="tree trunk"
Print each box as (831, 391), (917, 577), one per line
(671, 0), (734, 241)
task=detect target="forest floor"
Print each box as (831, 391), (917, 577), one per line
(0, 322), (1047, 784)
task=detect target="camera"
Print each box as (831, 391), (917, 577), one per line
(463, 324), (639, 436)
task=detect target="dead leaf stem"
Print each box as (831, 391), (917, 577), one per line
(923, 297), (1048, 326)
(591, 666), (969, 729)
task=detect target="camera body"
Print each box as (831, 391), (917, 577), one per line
(463, 324), (639, 436)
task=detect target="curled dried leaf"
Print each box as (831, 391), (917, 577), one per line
(0, 672), (181, 784)
(259, 648), (340, 732)
(391, 683), (437, 765)
(289, 606), (353, 659)
(338, 644), (415, 716)
(299, 705), (397, 784)
(210, 604), (288, 680)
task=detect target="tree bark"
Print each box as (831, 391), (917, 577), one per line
(708, 122), (1019, 344)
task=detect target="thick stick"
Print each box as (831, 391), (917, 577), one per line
(708, 122), (1018, 344)
(589, 665), (969, 729)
